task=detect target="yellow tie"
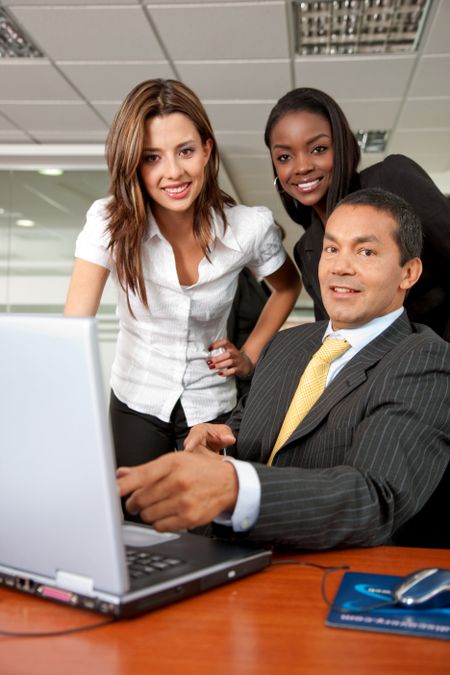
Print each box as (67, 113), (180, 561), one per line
(267, 337), (350, 466)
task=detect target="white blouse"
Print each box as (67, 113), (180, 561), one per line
(75, 199), (286, 426)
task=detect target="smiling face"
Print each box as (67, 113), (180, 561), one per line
(139, 112), (212, 223)
(319, 203), (422, 330)
(269, 110), (334, 221)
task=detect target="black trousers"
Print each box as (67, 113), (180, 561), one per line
(110, 390), (232, 523)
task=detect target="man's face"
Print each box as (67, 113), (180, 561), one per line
(319, 203), (420, 330)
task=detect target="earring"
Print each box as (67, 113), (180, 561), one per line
(273, 176), (283, 190)
(273, 176), (284, 193)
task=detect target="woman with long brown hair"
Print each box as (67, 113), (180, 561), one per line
(65, 79), (300, 472)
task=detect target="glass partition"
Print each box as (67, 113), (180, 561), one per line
(0, 169), (116, 394)
(0, 169), (110, 311)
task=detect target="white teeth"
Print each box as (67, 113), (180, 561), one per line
(296, 179), (320, 190)
(165, 184), (188, 194)
(333, 287), (354, 293)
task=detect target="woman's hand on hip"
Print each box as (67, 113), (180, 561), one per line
(208, 339), (254, 378)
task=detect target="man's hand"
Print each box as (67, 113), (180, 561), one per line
(117, 452), (239, 532)
(183, 423), (236, 454)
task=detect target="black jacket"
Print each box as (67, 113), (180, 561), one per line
(294, 155), (450, 340)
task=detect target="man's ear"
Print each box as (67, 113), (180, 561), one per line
(400, 257), (422, 291)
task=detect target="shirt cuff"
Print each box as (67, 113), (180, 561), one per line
(213, 458), (261, 532)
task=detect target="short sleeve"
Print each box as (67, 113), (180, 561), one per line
(246, 206), (286, 279)
(74, 198), (113, 271)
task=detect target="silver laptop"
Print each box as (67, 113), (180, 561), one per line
(0, 314), (271, 618)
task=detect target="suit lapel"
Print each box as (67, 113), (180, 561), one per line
(273, 313), (413, 454)
(260, 324), (324, 458)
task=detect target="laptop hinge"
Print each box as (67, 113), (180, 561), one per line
(56, 570), (95, 595)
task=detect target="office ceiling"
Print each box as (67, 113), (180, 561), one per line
(0, 0), (449, 267)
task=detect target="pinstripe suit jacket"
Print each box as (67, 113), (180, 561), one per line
(226, 312), (450, 550)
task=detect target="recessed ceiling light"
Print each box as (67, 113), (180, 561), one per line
(16, 218), (35, 228)
(38, 168), (64, 177)
(293, 0), (431, 56)
(356, 129), (389, 153)
(0, 8), (43, 58)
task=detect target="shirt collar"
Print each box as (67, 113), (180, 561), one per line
(146, 206), (242, 252)
(147, 208), (164, 241)
(323, 307), (404, 350)
(209, 208), (242, 252)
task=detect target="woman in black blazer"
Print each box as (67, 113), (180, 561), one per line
(264, 88), (450, 340)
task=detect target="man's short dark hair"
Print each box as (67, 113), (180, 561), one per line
(337, 188), (423, 265)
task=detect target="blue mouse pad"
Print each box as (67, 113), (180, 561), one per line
(327, 572), (450, 640)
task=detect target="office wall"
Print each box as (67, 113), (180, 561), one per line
(0, 168), (117, 397)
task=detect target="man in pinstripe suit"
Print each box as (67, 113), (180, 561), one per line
(119, 188), (450, 549)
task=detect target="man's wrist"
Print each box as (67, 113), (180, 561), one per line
(221, 459), (239, 512)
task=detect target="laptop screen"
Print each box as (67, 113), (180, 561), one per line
(0, 315), (128, 594)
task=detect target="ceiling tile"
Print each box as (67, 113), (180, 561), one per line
(91, 103), (121, 126)
(294, 56), (415, 99)
(399, 154), (450, 175)
(0, 113), (23, 131)
(148, 2), (289, 60)
(204, 102), (274, 132)
(9, 6), (165, 60)
(0, 129), (30, 141)
(388, 129), (450, 156)
(176, 61), (291, 99)
(338, 99), (402, 132)
(58, 63), (175, 102)
(5, 0), (139, 4)
(357, 148), (450, 183)
(397, 98), (450, 128)
(0, 62), (79, 101)
(421, 0), (450, 55)
(409, 56), (450, 96)
(146, 0), (277, 3)
(0, 102), (107, 133)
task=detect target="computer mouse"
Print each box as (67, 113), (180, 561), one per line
(393, 568), (450, 607)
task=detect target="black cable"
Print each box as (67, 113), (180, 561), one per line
(0, 616), (116, 639)
(272, 559), (349, 574)
(271, 559), (398, 614)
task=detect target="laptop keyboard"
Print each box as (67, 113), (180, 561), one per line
(126, 547), (184, 579)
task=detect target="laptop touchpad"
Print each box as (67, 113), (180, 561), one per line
(122, 523), (180, 547)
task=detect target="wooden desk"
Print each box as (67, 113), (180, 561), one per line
(0, 547), (449, 675)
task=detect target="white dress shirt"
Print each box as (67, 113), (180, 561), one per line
(225, 307), (404, 531)
(75, 198), (286, 425)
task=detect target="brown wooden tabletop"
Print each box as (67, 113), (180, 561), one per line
(0, 546), (449, 675)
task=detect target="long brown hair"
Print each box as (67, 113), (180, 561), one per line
(264, 87), (361, 228)
(105, 78), (235, 308)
